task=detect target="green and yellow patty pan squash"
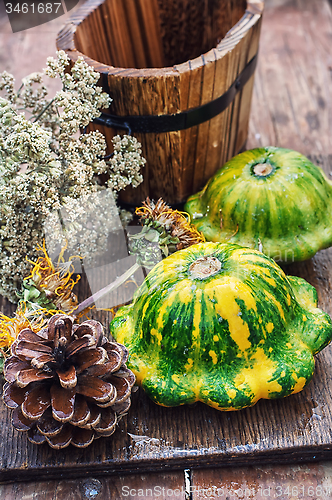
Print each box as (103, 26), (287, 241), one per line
(184, 147), (332, 262)
(110, 242), (332, 411)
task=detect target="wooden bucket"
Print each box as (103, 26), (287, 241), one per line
(57, 0), (264, 206)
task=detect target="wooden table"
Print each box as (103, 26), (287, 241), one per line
(1, 0), (332, 498)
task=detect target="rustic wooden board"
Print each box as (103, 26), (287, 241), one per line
(2, 168), (332, 483)
(2, 285), (332, 483)
(1, 0), (332, 486)
(192, 461), (332, 500)
(0, 471), (187, 499)
(3, 460), (332, 499)
(247, 0), (332, 157)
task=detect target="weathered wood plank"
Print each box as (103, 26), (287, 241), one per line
(0, 471), (186, 499)
(192, 462), (332, 500)
(247, 0), (332, 155)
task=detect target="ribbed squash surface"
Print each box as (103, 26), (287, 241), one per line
(110, 242), (332, 411)
(184, 147), (332, 262)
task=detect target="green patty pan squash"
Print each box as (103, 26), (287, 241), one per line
(110, 242), (332, 411)
(184, 147), (332, 262)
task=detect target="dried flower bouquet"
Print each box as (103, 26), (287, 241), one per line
(0, 50), (146, 302)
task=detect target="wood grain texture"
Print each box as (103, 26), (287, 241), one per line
(56, 0), (263, 205)
(192, 462), (332, 499)
(0, 471), (186, 499)
(247, 0), (332, 156)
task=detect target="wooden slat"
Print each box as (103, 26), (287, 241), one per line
(56, 0), (262, 205)
(247, 0), (332, 156)
(136, 0), (164, 68)
(233, 14), (262, 153)
(122, 0), (149, 68)
(177, 56), (205, 199)
(192, 461), (332, 500)
(0, 471), (186, 499)
(191, 51), (217, 193)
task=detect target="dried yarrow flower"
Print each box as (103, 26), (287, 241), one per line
(0, 51), (145, 301)
(2, 314), (135, 448)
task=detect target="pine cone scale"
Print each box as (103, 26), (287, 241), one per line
(37, 410), (63, 437)
(3, 382), (27, 408)
(71, 428), (94, 448)
(12, 407), (34, 431)
(3, 357), (31, 382)
(46, 425), (72, 449)
(107, 376), (130, 404)
(49, 316), (73, 344)
(84, 357), (121, 377)
(112, 367), (136, 386)
(21, 385), (51, 420)
(76, 320), (104, 344)
(106, 342), (128, 364)
(81, 404), (101, 429)
(106, 351), (123, 371)
(76, 376), (115, 404)
(50, 384), (75, 422)
(31, 353), (54, 369)
(65, 336), (96, 357)
(93, 408), (117, 436)
(111, 399), (131, 416)
(14, 340), (53, 360)
(16, 367), (53, 387)
(16, 329), (50, 344)
(56, 365), (77, 389)
(70, 395), (90, 426)
(28, 426), (47, 445)
(74, 348), (108, 373)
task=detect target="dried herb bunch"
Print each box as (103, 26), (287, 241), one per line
(3, 314), (135, 448)
(0, 51), (145, 302)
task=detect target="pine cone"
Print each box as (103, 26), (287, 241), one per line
(2, 314), (135, 449)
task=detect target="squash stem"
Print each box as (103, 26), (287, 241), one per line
(72, 262), (141, 317)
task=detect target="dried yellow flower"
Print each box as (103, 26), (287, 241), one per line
(24, 244), (80, 314)
(136, 197), (205, 250)
(0, 306), (45, 353)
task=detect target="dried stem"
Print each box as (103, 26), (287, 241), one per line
(72, 262), (140, 317)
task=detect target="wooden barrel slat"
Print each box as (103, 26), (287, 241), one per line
(226, 38), (251, 160)
(233, 17), (262, 155)
(92, 4), (114, 67)
(56, 0), (263, 205)
(204, 51), (231, 179)
(191, 52), (218, 194)
(137, 0), (164, 68)
(122, 0), (151, 69)
(177, 56), (205, 200)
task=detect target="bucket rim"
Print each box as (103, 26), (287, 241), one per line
(56, 0), (264, 78)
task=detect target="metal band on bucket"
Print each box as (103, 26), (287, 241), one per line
(94, 54), (258, 135)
